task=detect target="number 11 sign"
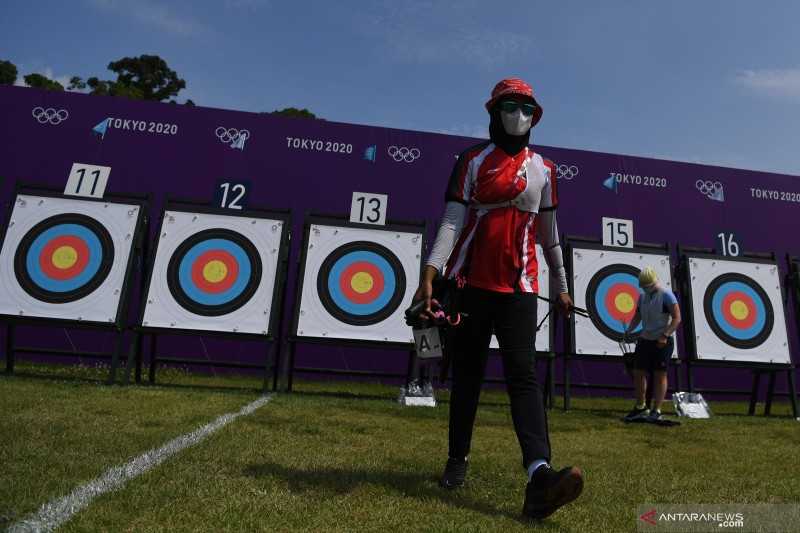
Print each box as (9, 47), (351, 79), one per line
(65, 163), (111, 198)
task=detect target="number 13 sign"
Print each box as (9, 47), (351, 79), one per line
(350, 192), (388, 226)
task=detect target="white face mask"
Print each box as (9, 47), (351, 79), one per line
(500, 109), (533, 136)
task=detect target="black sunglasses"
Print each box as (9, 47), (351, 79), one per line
(498, 100), (537, 116)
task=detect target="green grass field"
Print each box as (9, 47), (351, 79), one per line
(2, 362), (799, 532)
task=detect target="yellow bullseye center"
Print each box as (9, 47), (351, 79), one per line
(730, 300), (749, 320)
(203, 260), (228, 283)
(52, 246), (78, 269)
(615, 293), (635, 314)
(350, 272), (374, 294)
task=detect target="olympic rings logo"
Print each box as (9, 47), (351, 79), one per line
(556, 164), (579, 180)
(31, 107), (69, 125)
(695, 179), (723, 197)
(215, 127), (249, 144)
(387, 146), (421, 163)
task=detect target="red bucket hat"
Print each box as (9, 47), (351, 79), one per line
(485, 77), (543, 126)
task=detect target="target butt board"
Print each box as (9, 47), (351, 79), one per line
(0, 191), (144, 326)
(685, 254), (790, 364)
(292, 216), (424, 344)
(140, 205), (289, 337)
(569, 242), (675, 357)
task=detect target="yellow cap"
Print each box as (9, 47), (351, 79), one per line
(638, 266), (658, 286)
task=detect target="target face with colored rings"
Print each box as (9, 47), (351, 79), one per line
(703, 273), (773, 349)
(167, 229), (262, 316)
(585, 264), (644, 341)
(13, 213), (114, 303)
(317, 241), (406, 326)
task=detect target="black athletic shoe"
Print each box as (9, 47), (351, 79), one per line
(646, 410), (663, 423)
(623, 406), (649, 423)
(523, 465), (584, 520)
(439, 457), (468, 489)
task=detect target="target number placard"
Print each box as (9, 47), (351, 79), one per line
(294, 220), (423, 343)
(687, 256), (790, 364)
(65, 163), (111, 198)
(350, 192), (388, 226)
(0, 194), (141, 325)
(602, 217), (633, 248)
(141, 209), (286, 336)
(215, 180), (250, 210)
(571, 245), (674, 357)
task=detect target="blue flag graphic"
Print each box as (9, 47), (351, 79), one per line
(92, 118), (109, 139)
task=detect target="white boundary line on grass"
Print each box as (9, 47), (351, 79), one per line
(9, 395), (273, 533)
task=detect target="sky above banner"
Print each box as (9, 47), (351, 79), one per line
(1, 0), (799, 176)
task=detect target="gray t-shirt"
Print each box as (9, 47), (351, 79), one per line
(637, 286), (678, 340)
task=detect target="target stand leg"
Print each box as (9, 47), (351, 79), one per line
(563, 354), (571, 411)
(673, 360), (683, 391)
(284, 340), (297, 393)
(106, 329), (126, 385)
(4, 324), (15, 375)
(148, 334), (158, 384)
(123, 333), (138, 386)
(764, 370), (777, 416)
(262, 340), (275, 393)
(134, 332), (144, 384)
(748, 370), (762, 416)
(787, 368), (799, 419)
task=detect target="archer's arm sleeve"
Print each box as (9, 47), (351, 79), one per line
(425, 201), (467, 273)
(536, 208), (568, 294)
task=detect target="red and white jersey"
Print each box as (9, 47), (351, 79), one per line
(443, 142), (558, 293)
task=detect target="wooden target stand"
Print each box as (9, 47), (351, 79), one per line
(1, 182), (149, 385)
(282, 213), (427, 391)
(133, 198), (292, 392)
(562, 237), (683, 410)
(676, 246), (798, 418)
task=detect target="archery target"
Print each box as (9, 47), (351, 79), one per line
(141, 210), (284, 335)
(572, 247), (675, 357)
(0, 194), (140, 324)
(687, 257), (790, 363)
(295, 223), (422, 343)
(490, 245), (551, 352)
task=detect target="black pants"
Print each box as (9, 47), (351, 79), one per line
(448, 286), (551, 469)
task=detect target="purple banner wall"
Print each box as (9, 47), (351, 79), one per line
(2, 86), (799, 396)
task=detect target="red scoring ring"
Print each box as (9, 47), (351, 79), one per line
(721, 290), (757, 329)
(604, 283), (640, 323)
(190, 250), (239, 293)
(339, 261), (385, 304)
(39, 235), (90, 280)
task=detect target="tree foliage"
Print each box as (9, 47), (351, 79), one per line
(0, 60), (17, 85)
(70, 54), (187, 102)
(269, 107), (318, 119)
(23, 73), (64, 91)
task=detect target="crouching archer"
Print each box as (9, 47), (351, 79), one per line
(411, 77), (584, 520)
